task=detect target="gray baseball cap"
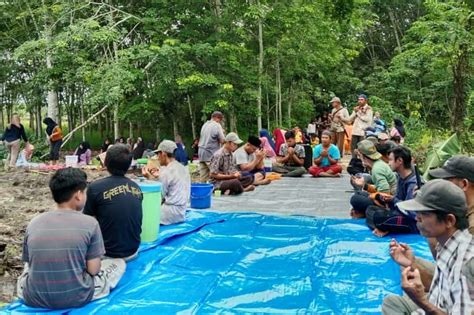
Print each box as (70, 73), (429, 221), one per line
(429, 155), (474, 182)
(225, 132), (243, 145)
(154, 140), (177, 153)
(397, 179), (467, 217)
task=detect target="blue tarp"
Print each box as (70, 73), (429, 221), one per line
(3, 211), (432, 314)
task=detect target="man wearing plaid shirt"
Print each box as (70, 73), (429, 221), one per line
(382, 179), (474, 314)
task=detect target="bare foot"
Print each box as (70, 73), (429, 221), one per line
(350, 208), (365, 219)
(255, 179), (271, 185)
(372, 228), (389, 237)
(319, 172), (341, 177)
(224, 189), (231, 195)
(244, 185), (256, 192)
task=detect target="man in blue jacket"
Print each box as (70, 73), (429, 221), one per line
(366, 146), (418, 237)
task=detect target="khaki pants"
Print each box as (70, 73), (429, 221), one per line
(17, 259), (126, 303)
(332, 131), (345, 156)
(199, 161), (211, 182)
(5, 139), (20, 167)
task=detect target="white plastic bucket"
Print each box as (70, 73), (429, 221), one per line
(65, 155), (78, 168)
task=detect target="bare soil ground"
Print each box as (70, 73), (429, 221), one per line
(0, 169), (109, 305)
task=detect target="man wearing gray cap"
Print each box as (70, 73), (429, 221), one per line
(209, 132), (255, 195)
(429, 155), (474, 234)
(143, 140), (191, 225)
(382, 179), (474, 314)
(198, 111), (225, 182)
(328, 96), (349, 156)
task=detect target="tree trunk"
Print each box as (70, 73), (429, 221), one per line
(287, 83), (293, 128)
(114, 104), (119, 139)
(155, 126), (160, 143)
(186, 94), (197, 140)
(80, 101), (85, 141)
(29, 109), (35, 133)
(266, 90), (270, 129)
(257, 14), (264, 132)
(277, 59), (282, 127)
(36, 103), (42, 138)
(129, 122), (134, 139)
(43, 1), (58, 122)
(172, 118), (178, 139)
(388, 9), (402, 53)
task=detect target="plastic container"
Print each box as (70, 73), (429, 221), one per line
(264, 158), (273, 172)
(136, 180), (162, 242)
(65, 155), (78, 168)
(137, 158), (148, 165)
(190, 183), (213, 209)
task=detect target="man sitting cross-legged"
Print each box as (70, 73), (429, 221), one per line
(350, 140), (397, 218)
(84, 144), (143, 261)
(17, 168), (125, 309)
(272, 130), (307, 177)
(210, 132), (255, 195)
(366, 146), (418, 237)
(308, 130), (342, 177)
(233, 135), (271, 186)
(142, 140), (191, 225)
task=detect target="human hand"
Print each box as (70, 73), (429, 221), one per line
(287, 147), (295, 155)
(321, 150), (329, 157)
(401, 267), (427, 305)
(233, 172), (241, 179)
(389, 239), (415, 268)
(256, 149), (266, 159)
(142, 166), (159, 179)
(380, 194), (394, 203)
(351, 175), (365, 188)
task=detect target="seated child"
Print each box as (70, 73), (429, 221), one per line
(17, 168), (125, 309)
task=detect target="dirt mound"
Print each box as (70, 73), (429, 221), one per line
(0, 168), (108, 304)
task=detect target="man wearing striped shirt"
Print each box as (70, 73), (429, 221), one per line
(17, 168), (125, 309)
(382, 179), (474, 314)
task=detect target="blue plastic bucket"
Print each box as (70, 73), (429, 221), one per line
(190, 183), (213, 209)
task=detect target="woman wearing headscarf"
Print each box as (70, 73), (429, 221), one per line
(74, 141), (92, 165)
(272, 128), (286, 156)
(259, 129), (275, 151)
(259, 136), (277, 163)
(1, 114), (28, 169)
(132, 137), (145, 160)
(390, 118), (406, 144)
(43, 117), (63, 165)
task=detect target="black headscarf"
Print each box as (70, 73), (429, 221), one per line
(76, 142), (91, 161)
(393, 119), (406, 137)
(43, 117), (57, 136)
(132, 139), (146, 159)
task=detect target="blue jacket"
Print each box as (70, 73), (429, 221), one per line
(391, 171), (417, 217)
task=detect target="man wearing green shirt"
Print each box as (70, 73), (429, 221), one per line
(350, 140), (397, 218)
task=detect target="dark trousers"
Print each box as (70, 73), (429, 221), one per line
(366, 206), (419, 234)
(50, 140), (62, 160)
(218, 175), (253, 195)
(350, 191), (375, 216)
(351, 135), (365, 158)
(272, 165), (307, 177)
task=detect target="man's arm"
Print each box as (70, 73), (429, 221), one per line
(402, 267), (447, 315)
(290, 152), (304, 166)
(277, 154), (290, 164)
(86, 258), (101, 276)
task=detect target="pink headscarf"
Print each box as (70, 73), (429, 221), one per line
(260, 137), (276, 161)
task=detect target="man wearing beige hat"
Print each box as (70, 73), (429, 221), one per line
(143, 140), (191, 225)
(209, 132), (255, 195)
(329, 96), (350, 156)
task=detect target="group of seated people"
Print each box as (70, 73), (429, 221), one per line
(18, 139), (192, 309)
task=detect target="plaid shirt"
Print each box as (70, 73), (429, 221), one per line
(415, 229), (474, 314)
(209, 147), (237, 187)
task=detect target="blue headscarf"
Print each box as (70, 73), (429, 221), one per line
(259, 129), (275, 151)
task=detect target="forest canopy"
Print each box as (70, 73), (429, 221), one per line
(0, 0), (473, 151)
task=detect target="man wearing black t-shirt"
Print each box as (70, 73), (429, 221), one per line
(84, 144), (143, 261)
